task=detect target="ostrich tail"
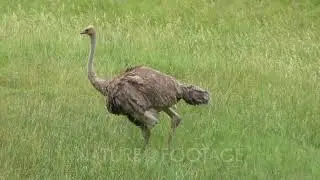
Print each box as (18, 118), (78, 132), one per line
(180, 84), (210, 105)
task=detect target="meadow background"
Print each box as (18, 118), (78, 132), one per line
(1, 0), (320, 179)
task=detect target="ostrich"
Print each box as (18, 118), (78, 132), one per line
(80, 25), (209, 149)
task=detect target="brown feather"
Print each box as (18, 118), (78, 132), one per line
(105, 66), (182, 116)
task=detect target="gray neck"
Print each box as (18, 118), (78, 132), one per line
(87, 33), (109, 96)
(88, 33), (96, 75)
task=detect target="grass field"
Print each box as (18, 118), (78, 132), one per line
(1, 0), (320, 179)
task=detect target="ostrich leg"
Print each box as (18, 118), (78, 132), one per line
(140, 126), (151, 151)
(164, 107), (181, 147)
(143, 110), (159, 128)
(140, 110), (159, 150)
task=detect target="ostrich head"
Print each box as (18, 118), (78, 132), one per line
(80, 25), (96, 36)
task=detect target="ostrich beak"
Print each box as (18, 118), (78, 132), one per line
(80, 31), (86, 35)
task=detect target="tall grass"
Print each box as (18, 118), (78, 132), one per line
(1, 0), (320, 179)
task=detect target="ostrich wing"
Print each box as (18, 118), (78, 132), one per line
(106, 66), (182, 115)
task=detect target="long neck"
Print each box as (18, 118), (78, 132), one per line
(87, 33), (109, 96)
(88, 33), (96, 75)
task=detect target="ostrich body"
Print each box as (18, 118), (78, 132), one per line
(80, 25), (209, 149)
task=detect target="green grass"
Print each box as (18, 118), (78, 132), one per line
(1, 0), (320, 179)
